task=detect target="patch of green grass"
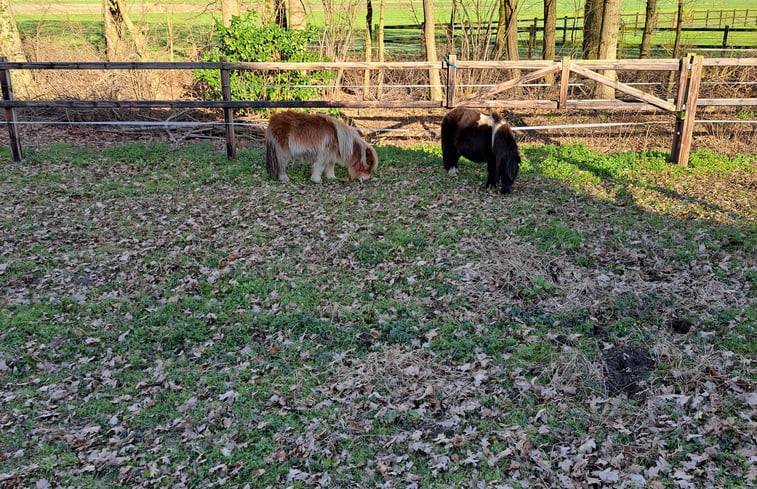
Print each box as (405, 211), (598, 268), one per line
(2, 140), (755, 488)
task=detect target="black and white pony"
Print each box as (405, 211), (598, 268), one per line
(441, 107), (521, 194)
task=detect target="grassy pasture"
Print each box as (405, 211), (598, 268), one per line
(0, 138), (754, 488)
(14, 0), (757, 63)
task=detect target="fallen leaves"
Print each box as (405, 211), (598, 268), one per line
(1, 142), (754, 488)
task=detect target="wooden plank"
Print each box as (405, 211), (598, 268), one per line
(673, 55), (705, 166)
(697, 98), (757, 106)
(452, 60), (557, 70)
(0, 61), (444, 71)
(564, 100), (668, 111)
(460, 64), (561, 102)
(225, 61), (443, 71)
(570, 64), (677, 112)
(675, 57), (689, 111)
(0, 100), (446, 110)
(702, 57), (757, 66)
(458, 100), (559, 109)
(671, 56), (690, 155)
(0, 58), (22, 162)
(558, 57), (571, 109)
(574, 59), (681, 70)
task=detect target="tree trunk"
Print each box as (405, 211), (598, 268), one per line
(274, 0), (287, 28)
(597, 0), (621, 99)
(261, 0), (274, 24)
(582, 0), (602, 59)
(222, 0), (239, 28)
(447, 0), (457, 51)
(0, 0), (37, 98)
(494, 0), (506, 59)
(363, 0), (372, 98)
(289, 0), (307, 29)
(102, 0), (147, 61)
(422, 0), (443, 101)
(639, 0), (657, 58)
(671, 0), (684, 58)
(542, 0), (556, 83)
(376, 0), (385, 97)
(505, 0), (521, 78)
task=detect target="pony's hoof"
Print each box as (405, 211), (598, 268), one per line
(447, 167), (458, 177)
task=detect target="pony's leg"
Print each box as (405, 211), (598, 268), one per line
(486, 158), (498, 190)
(442, 147), (460, 176)
(310, 156), (328, 183)
(277, 158), (289, 183)
(324, 161), (336, 179)
(277, 153), (290, 183)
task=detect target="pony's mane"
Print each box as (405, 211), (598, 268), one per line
(330, 116), (363, 164)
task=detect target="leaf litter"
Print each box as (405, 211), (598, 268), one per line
(0, 142), (755, 488)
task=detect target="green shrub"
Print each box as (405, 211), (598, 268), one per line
(194, 12), (333, 108)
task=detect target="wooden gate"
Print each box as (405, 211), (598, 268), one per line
(444, 54), (711, 166)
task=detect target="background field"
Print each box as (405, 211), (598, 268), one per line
(12, 0), (757, 62)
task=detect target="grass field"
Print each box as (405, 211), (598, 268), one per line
(1, 138), (755, 487)
(12, 0), (757, 62)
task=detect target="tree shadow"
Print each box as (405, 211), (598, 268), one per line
(522, 144), (753, 221)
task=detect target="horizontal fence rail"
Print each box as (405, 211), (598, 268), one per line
(1, 57), (756, 166)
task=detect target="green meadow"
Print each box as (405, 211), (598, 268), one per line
(13, 0), (756, 62)
(1, 138), (755, 487)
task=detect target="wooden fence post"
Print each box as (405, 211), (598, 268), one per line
(528, 18), (537, 59)
(671, 54), (704, 166)
(0, 58), (22, 162)
(220, 57), (236, 159)
(562, 16), (568, 45)
(721, 25), (730, 54)
(558, 56), (571, 109)
(670, 55), (688, 158)
(445, 54), (457, 109)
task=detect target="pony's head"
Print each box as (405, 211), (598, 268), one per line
(348, 142), (379, 181)
(491, 118), (521, 194)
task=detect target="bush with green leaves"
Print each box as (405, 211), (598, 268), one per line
(194, 12), (332, 106)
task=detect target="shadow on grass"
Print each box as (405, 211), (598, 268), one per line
(524, 143), (756, 227)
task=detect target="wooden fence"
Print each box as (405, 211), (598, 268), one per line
(1, 56), (756, 166)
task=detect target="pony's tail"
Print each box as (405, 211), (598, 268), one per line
(265, 135), (278, 179)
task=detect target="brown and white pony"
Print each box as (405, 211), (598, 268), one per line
(265, 111), (379, 184)
(441, 107), (521, 194)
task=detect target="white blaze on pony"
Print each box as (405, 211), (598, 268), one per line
(265, 111), (379, 184)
